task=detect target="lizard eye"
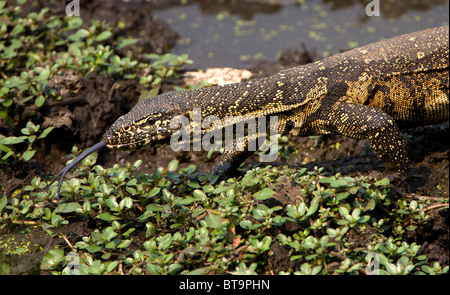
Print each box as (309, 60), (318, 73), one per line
(146, 117), (156, 125)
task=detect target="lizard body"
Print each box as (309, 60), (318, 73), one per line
(49, 26), (449, 198)
(103, 25), (448, 175)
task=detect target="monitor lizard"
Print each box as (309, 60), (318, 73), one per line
(48, 25), (449, 199)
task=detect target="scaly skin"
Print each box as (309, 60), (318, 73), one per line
(102, 26), (448, 176)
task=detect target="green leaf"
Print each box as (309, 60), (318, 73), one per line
(1, 136), (27, 145)
(87, 244), (102, 253)
(105, 261), (119, 273)
(330, 179), (348, 188)
(357, 215), (370, 224)
(306, 195), (320, 216)
(385, 263), (398, 275)
(117, 239), (132, 249)
(240, 219), (256, 230)
(27, 121), (37, 132)
(253, 188), (274, 200)
(27, 135), (37, 144)
(185, 267), (210, 275)
(174, 197), (195, 207)
(311, 265), (322, 275)
(51, 212), (65, 226)
(410, 200), (417, 211)
(339, 207), (349, 217)
(38, 68), (50, 81)
(261, 236), (272, 251)
(66, 16), (83, 30)
(352, 208), (361, 219)
(349, 186), (359, 195)
(105, 198), (119, 211)
(167, 159), (179, 172)
(202, 185), (215, 193)
(68, 28), (90, 41)
(96, 212), (119, 221)
(1, 98), (13, 108)
(58, 202), (81, 213)
(193, 189), (207, 201)
(69, 43), (82, 57)
(5, 76), (24, 89)
(110, 54), (121, 67)
(147, 187), (161, 198)
(192, 207), (205, 218)
(0, 195), (7, 212)
(96, 31), (112, 42)
(300, 263), (311, 274)
(336, 192), (350, 201)
(168, 263), (182, 274)
(38, 127), (53, 140)
(212, 186), (228, 194)
(374, 178), (389, 187)
(21, 127), (30, 135)
(145, 203), (163, 212)
(35, 95), (45, 107)
(205, 212), (222, 228)
(365, 199), (376, 211)
(187, 182), (201, 189)
(119, 197), (133, 209)
(1, 151), (13, 160)
(146, 263), (162, 275)
(116, 38), (138, 49)
(41, 249), (65, 269)
(22, 150), (36, 161)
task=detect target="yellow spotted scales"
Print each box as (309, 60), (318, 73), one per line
(102, 26), (448, 175)
(49, 26), (449, 199)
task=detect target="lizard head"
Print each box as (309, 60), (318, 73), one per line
(46, 92), (189, 202)
(102, 92), (187, 150)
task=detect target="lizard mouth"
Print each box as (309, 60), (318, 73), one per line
(102, 124), (151, 150)
(103, 133), (170, 151)
(105, 139), (149, 150)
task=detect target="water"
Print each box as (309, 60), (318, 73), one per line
(153, 0), (449, 69)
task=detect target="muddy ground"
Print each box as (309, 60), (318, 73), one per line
(0, 1), (448, 274)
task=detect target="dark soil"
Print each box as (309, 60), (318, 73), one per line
(0, 1), (448, 274)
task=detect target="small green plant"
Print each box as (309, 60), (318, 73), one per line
(296, 263), (322, 275)
(2, 151), (447, 275)
(392, 199), (429, 233)
(139, 53), (193, 99)
(0, 0), (192, 174)
(0, 121), (53, 163)
(421, 262), (449, 275)
(337, 207), (370, 227)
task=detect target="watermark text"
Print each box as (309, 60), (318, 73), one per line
(65, 0), (80, 16)
(169, 108), (279, 162)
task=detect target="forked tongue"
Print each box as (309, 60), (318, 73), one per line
(45, 141), (107, 211)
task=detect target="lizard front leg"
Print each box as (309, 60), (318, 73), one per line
(209, 117), (275, 176)
(301, 99), (409, 174)
(210, 149), (255, 176)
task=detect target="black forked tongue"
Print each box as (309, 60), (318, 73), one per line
(45, 141), (107, 209)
